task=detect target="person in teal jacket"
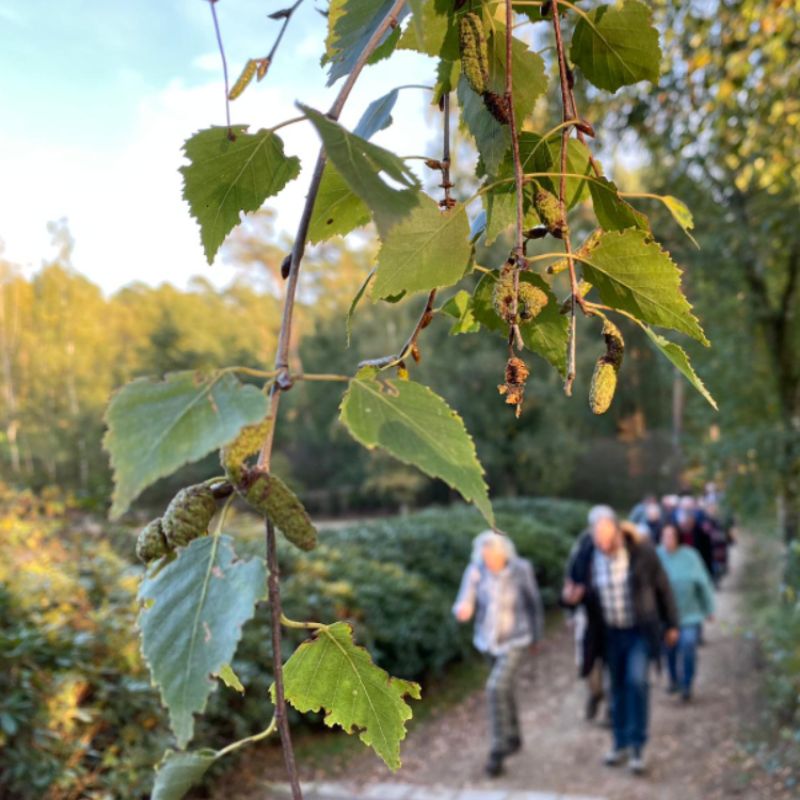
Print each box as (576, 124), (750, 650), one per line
(657, 522), (715, 701)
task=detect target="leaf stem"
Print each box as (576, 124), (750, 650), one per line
(215, 715), (278, 759)
(280, 613), (326, 630)
(208, 0), (233, 138)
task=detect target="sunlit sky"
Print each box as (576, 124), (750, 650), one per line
(0, 1), (437, 293)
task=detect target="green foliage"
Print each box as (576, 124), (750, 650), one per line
(300, 104), (419, 232)
(578, 229), (708, 345)
(138, 535), (266, 748)
(589, 178), (649, 232)
(570, 0), (661, 92)
(373, 195), (472, 298)
(339, 372), (494, 524)
(104, 371), (268, 519)
(278, 622), (421, 769)
(180, 126), (301, 264)
(308, 164), (372, 244)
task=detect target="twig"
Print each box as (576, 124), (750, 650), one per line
(266, 519), (302, 800)
(208, 0), (233, 137)
(441, 93), (454, 208)
(358, 290), (436, 370)
(265, 0), (306, 67)
(551, 0), (582, 395)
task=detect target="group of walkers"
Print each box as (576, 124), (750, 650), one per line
(453, 486), (734, 779)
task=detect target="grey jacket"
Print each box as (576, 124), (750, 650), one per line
(453, 556), (544, 656)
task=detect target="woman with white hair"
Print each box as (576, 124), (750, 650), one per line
(453, 529), (544, 777)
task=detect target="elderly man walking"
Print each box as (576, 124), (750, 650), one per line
(453, 530), (544, 777)
(562, 506), (679, 775)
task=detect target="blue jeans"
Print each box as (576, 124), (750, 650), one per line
(667, 624), (699, 693)
(605, 627), (650, 752)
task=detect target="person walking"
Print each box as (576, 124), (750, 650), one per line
(657, 522), (715, 701)
(562, 506), (679, 775)
(453, 530), (544, 778)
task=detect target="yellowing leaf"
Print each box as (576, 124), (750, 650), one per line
(278, 622), (421, 769)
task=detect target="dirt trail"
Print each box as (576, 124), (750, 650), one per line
(230, 536), (792, 800)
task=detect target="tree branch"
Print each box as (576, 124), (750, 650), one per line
(258, 0), (407, 470)
(551, 0), (581, 395)
(266, 519), (302, 800)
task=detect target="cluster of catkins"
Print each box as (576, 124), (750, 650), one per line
(136, 416), (318, 564)
(459, 12), (511, 124)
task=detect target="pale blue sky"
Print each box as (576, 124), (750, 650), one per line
(0, 1), (436, 292)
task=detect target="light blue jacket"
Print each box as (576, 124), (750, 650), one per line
(657, 545), (715, 627)
(453, 556), (544, 656)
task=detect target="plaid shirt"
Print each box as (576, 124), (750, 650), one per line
(592, 545), (634, 629)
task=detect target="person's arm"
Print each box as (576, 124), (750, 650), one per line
(692, 550), (716, 618)
(453, 563), (479, 622)
(651, 546), (680, 631)
(562, 531), (592, 607)
(521, 559), (545, 643)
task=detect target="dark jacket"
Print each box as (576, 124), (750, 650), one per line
(566, 529), (679, 677)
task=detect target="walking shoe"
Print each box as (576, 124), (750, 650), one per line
(505, 735), (523, 755)
(603, 747), (628, 767)
(485, 751), (504, 778)
(628, 748), (646, 775)
(666, 682), (680, 695)
(681, 689), (692, 703)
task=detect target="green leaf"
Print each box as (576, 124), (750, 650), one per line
(354, 89), (400, 139)
(215, 663), (245, 694)
(516, 132), (593, 209)
(398, 0), (451, 56)
(324, 0), (409, 86)
(578, 230), (709, 345)
(278, 622), (421, 770)
(181, 126), (301, 264)
(300, 104), (419, 233)
(440, 290), (481, 334)
(589, 177), (650, 232)
(570, 0), (661, 92)
(308, 164), (371, 244)
(138, 535), (266, 748)
(457, 76), (509, 176)
(104, 371), (269, 519)
(340, 374), (494, 524)
(472, 271), (568, 374)
(346, 268), (376, 346)
(641, 326), (717, 409)
(486, 24), (547, 127)
(372, 194), (472, 299)
(151, 749), (217, 800)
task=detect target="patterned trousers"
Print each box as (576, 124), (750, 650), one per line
(486, 645), (526, 755)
